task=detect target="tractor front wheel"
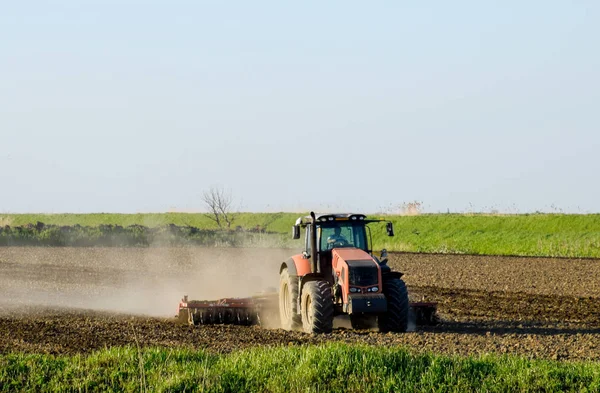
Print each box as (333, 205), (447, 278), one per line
(301, 281), (334, 334)
(378, 278), (410, 333)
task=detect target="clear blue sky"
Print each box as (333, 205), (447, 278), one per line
(1, 1), (599, 213)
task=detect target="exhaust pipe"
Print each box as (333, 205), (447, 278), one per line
(310, 211), (318, 273)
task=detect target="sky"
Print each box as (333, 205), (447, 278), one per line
(1, 1), (599, 214)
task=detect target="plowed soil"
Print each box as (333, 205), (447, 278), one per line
(1, 248), (599, 361)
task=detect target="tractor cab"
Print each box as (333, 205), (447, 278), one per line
(292, 213), (394, 277)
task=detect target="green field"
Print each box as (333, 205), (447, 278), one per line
(2, 212), (600, 258)
(2, 344), (599, 393)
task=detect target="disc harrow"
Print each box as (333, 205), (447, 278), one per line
(178, 296), (261, 326)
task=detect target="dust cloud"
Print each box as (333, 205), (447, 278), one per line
(0, 246), (292, 318)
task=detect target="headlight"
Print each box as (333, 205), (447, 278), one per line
(368, 286), (378, 292)
(349, 287), (359, 293)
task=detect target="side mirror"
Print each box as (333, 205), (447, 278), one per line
(386, 222), (394, 236)
(380, 249), (388, 265)
(292, 225), (300, 240)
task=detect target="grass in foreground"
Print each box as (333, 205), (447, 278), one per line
(2, 213), (600, 258)
(1, 343), (600, 393)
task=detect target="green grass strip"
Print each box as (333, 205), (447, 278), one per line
(1, 343), (600, 392)
(2, 213), (600, 258)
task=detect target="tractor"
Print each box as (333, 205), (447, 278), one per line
(279, 212), (425, 333)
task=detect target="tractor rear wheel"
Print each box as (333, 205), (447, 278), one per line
(301, 281), (334, 334)
(279, 269), (302, 330)
(378, 278), (409, 333)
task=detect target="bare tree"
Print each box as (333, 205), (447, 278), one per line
(202, 187), (235, 229)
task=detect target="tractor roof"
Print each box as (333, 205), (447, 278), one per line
(294, 213), (368, 226)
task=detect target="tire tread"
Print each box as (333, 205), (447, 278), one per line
(302, 281), (334, 334)
(378, 278), (409, 333)
(279, 269), (302, 330)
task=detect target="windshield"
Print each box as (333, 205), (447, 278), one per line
(318, 223), (368, 252)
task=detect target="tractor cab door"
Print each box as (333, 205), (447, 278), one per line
(301, 225), (333, 283)
(313, 225), (334, 283)
(303, 226), (312, 259)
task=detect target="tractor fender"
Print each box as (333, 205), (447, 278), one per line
(280, 255), (311, 277)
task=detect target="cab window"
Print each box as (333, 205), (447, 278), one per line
(319, 223), (367, 251)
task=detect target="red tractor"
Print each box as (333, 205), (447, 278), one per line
(279, 212), (433, 333)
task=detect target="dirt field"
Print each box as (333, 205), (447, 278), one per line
(1, 248), (599, 361)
